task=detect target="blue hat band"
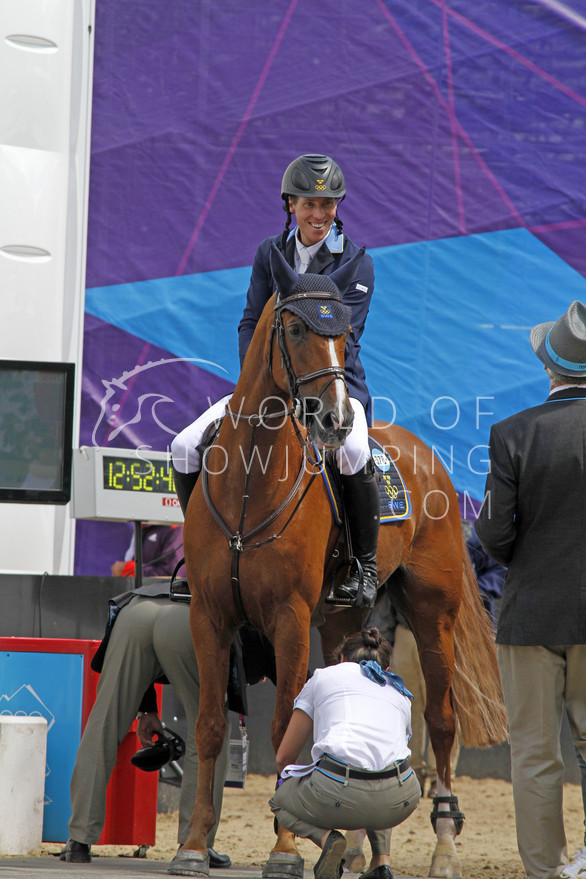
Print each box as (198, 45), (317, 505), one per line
(545, 331), (586, 371)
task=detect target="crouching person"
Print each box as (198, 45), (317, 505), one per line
(269, 627), (420, 879)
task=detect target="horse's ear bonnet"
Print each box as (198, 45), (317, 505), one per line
(270, 243), (363, 338)
(130, 727), (186, 772)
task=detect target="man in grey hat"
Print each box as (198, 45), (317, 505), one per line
(476, 300), (586, 879)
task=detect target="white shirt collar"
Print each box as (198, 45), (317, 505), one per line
(290, 224), (344, 273)
(549, 383), (586, 394)
(295, 231), (326, 274)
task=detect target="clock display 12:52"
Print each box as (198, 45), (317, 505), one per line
(103, 456), (175, 494)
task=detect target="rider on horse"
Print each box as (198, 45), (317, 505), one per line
(171, 154), (379, 608)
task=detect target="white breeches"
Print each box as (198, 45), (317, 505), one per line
(171, 395), (370, 476)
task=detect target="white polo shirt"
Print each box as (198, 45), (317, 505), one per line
(293, 661), (412, 771)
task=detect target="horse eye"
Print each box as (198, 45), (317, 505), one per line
(288, 322), (303, 338)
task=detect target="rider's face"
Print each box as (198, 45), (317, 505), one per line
(289, 196), (338, 247)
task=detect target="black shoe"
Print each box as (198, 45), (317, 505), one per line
(208, 847), (231, 868)
(60, 840), (91, 863)
(329, 559), (378, 608)
(314, 830), (347, 879)
(360, 866), (393, 879)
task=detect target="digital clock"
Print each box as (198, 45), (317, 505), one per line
(71, 447), (183, 524)
(102, 455), (176, 494)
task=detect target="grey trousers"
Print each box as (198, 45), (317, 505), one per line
(270, 763), (420, 854)
(498, 643), (586, 879)
(69, 596), (230, 846)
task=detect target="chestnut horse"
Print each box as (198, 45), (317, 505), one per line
(173, 248), (507, 879)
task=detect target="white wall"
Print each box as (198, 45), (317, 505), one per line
(0, 1), (95, 574)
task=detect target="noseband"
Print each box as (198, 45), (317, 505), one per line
(269, 291), (348, 410)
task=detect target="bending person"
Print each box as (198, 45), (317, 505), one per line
(171, 153), (378, 608)
(269, 627), (420, 879)
(60, 577), (231, 867)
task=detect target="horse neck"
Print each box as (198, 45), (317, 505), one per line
(230, 300), (291, 428)
(215, 305), (310, 505)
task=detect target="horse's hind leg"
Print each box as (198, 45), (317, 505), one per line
(395, 563), (464, 879)
(419, 625), (464, 879)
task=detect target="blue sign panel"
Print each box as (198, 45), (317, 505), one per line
(0, 651), (84, 842)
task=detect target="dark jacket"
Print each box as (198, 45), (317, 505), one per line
(465, 527), (505, 621)
(475, 386), (586, 646)
(140, 524), (184, 578)
(238, 230), (375, 411)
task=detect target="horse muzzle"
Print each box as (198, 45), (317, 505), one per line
(302, 396), (354, 449)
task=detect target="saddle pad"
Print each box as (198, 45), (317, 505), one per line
(369, 436), (411, 522)
(319, 436), (411, 526)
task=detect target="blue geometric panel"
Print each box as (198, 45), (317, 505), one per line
(86, 227), (586, 501)
(0, 652), (84, 842)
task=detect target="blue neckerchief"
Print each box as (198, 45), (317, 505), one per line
(359, 660), (413, 699)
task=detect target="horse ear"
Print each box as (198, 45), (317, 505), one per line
(329, 247), (366, 294)
(270, 243), (298, 299)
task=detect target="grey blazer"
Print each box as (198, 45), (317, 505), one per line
(475, 386), (586, 646)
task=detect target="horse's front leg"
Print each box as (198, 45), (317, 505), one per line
(169, 611), (232, 877)
(262, 601), (313, 879)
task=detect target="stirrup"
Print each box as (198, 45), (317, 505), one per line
(430, 795), (465, 835)
(325, 558), (365, 606)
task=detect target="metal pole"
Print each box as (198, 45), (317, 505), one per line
(134, 520), (143, 589)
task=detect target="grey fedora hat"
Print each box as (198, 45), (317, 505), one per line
(530, 300), (586, 377)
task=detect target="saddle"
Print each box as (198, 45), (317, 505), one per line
(321, 438), (411, 605)
(199, 420), (411, 526)
(320, 436), (411, 527)
(198, 419), (411, 611)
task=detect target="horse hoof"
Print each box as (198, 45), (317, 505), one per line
(262, 852), (305, 879)
(429, 842), (462, 879)
(168, 849), (210, 876)
(344, 847), (367, 873)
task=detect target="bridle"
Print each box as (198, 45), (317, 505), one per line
(201, 290), (350, 625)
(269, 291), (348, 416)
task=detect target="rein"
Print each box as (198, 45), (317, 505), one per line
(201, 413), (323, 625)
(201, 289), (348, 626)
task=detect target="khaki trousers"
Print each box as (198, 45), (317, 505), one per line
(498, 643), (586, 879)
(69, 596), (230, 846)
(270, 764), (420, 854)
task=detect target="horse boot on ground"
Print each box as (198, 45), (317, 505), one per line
(173, 468), (199, 517)
(327, 460), (379, 608)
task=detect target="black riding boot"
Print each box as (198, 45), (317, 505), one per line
(172, 468), (199, 517)
(330, 460), (379, 608)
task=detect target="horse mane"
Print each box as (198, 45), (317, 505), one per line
(450, 539), (509, 747)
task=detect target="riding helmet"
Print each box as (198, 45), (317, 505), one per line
(130, 727), (186, 772)
(281, 154), (346, 201)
